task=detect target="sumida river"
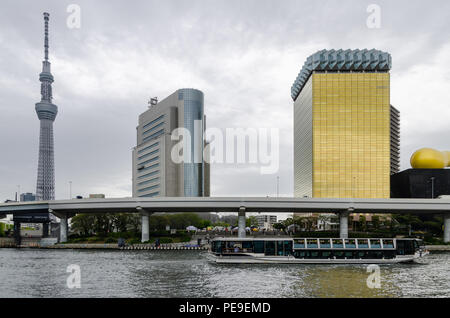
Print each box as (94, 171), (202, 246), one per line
(0, 249), (448, 298)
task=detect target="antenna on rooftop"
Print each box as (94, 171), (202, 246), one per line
(148, 97), (158, 108)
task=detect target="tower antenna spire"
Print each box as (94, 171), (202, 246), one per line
(44, 12), (50, 61)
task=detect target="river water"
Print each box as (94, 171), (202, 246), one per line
(0, 249), (448, 298)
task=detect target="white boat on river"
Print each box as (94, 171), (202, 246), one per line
(208, 237), (429, 264)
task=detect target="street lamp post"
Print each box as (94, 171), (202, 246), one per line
(69, 181), (72, 199)
(276, 176), (279, 198)
(430, 177), (435, 199)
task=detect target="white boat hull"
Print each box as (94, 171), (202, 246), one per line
(209, 252), (426, 265)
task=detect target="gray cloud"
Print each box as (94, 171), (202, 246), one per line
(1, 0), (449, 212)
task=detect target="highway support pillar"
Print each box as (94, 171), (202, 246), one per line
(60, 214), (68, 243)
(238, 207), (246, 238)
(141, 213), (150, 243)
(42, 222), (49, 238)
(13, 221), (21, 246)
(339, 210), (350, 239)
(444, 215), (450, 243)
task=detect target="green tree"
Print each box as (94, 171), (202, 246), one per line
(149, 215), (169, 230)
(70, 214), (96, 236)
(359, 215), (367, 232)
(213, 221), (230, 227)
(246, 216), (258, 227)
(200, 219), (212, 228)
(282, 218), (294, 227)
(127, 214), (141, 234)
(273, 222), (286, 230)
(294, 216), (316, 231)
(94, 214), (113, 236)
(111, 213), (132, 233)
(371, 215), (380, 230)
(392, 214), (424, 234)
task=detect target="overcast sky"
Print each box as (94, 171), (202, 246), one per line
(1, 0), (449, 206)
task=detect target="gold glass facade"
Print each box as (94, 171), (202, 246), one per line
(311, 72), (391, 199)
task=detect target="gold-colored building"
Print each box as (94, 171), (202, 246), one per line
(292, 50), (399, 217)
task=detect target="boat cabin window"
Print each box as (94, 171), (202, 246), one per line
(370, 239), (381, 248)
(254, 241), (264, 253)
(344, 251), (353, 258)
(211, 241), (222, 253)
(344, 239), (356, 248)
(292, 250), (395, 259)
(242, 241), (253, 252)
(368, 251), (383, 258)
(284, 240), (293, 256)
(265, 241), (276, 256)
(227, 242), (242, 253)
(332, 239), (344, 248)
(357, 239), (369, 248)
(356, 251), (367, 259)
(396, 240), (415, 255)
(277, 241), (284, 256)
(294, 239), (305, 249)
(319, 239), (331, 248)
(382, 239), (394, 248)
(307, 239), (318, 248)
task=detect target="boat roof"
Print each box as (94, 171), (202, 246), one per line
(212, 237), (290, 241)
(211, 237), (420, 241)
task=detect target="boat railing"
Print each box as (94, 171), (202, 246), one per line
(292, 238), (397, 250)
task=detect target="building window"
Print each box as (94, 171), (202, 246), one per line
(139, 191), (160, 198)
(137, 177), (160, 187)
(137, 170), (159, 180)
(142, 114), (164, 129)
(137, 163), (159, 174)
(138, 142), (159, 154)
(137, 184), (159, 193)
(143, 129), (164, 143)
(139, 156), (159, 166)
(138, 149), (159, 161)
(142, 121), (165, 136)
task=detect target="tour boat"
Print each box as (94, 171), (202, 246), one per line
(208, 237), (429, 264)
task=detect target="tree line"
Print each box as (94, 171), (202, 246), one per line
(70, 213), (215, 237)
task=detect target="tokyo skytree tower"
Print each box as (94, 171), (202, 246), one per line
(35, 12), (57, 201)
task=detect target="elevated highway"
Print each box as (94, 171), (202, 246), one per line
(1, 197), (449, 243)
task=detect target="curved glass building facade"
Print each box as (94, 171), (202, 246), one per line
(179, 89), (204, 196)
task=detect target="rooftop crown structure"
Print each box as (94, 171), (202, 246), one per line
(35, 12), (58, 201)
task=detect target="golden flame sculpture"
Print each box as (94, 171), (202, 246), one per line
(410, 148), (450, 169)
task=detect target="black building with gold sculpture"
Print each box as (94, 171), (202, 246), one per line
(391, 148), (450, 198)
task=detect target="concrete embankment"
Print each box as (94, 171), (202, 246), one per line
(426, 245), (450, 251)
(0, 237), (208, 250)
(48, 243), (208, 250)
